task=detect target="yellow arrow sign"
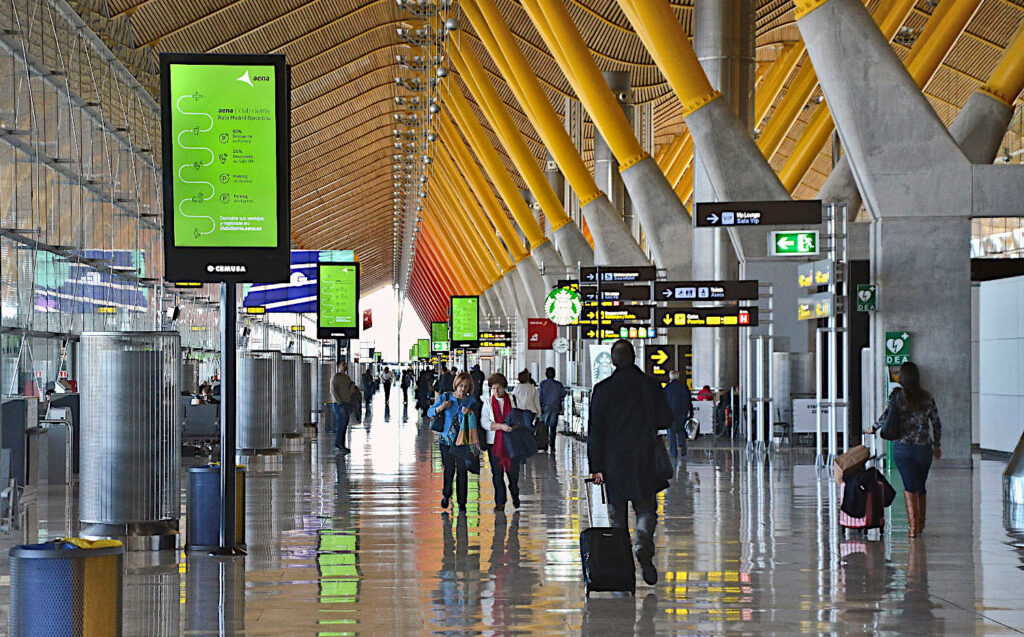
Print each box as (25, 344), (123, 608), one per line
(651, 349), (669, 365)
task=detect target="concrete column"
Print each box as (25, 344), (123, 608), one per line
(690, 0), (755, 392)
(797, 0), (973, 460)
(592, 72), (631, 228)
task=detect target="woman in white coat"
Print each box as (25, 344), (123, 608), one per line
(482, 373), (520, 511)
(511, 369), (541, 436)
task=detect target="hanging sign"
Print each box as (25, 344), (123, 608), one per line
(655, 280), (759, 301)
(578, 306), (652, 324)
(580, 266), (657, 283)
(160, 53), (291, 283)
(316, 263), (359, 339)
(450, 296), (480, 349)
(644, 345), (677, 386)
(655, 307), (758, 327)
(797, 292), (834, 321)
(769, 231), (819, 256)
(480, 330), (512, 348)
(527, 318), (557, 350)
(797, 259), (833, 288)
(580, 284), (653, 302)
(544, 286), (583, 325)
(694, 200), (822, 227)
(362, 309), (373, 330)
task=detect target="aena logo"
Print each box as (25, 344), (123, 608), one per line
(236, 70), (270, 87)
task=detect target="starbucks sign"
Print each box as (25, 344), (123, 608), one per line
(545, 286), (582, 326)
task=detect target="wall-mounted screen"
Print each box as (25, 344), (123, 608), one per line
(450, 296), (479, 349)
(316, 263), (359, 339)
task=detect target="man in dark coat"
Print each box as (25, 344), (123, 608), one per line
(664, 370), (693, 459)
(588, 340), (672, 586)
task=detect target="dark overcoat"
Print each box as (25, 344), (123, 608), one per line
(587, 364), (673, 503)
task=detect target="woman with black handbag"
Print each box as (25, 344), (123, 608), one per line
(868, 362), (942, 538)
(428, 372), (479, 512)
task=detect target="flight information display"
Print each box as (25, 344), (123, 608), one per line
(316, 263), (359, 339)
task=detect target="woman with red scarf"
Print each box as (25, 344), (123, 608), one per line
(482, 373), (521, 511)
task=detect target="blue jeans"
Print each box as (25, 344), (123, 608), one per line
(893, 442), (933, 494)
(332, 402), (351, 449)
(541, 406), (560, 448)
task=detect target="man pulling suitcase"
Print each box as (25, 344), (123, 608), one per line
(586, 340), (673, 587)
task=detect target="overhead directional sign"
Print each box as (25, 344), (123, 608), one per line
(656, 307), (759, 327)
(480, 330), (512, 348)
(797, 292), (834, 321)
(580, 284), (652, 302)
(769, 231), (819, 256)
(644, 345), (677, 384)
(583, 324), (657, 340)
(578, 306), (651, 324)
(580, 266), (657, 283)
(655, 280), (759, 301)
(694, 200), (822, 228)
(798, 259), (833, 288)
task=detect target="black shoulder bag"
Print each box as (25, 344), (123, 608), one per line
(878, 389), (903, 441)
(430, 393), (448, 433)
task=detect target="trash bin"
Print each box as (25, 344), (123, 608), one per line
(186, 465), (246, 552)
(9, 538), (124, 636)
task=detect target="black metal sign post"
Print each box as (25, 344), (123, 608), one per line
(215, 282), (245, 555)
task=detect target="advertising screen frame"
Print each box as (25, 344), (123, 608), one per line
(417, 338), (430, 360)
(160, 52), (291, 283)
(449, 295), (480, 349)
(430, 321), (450, 353)
(316, 262), (360, 339)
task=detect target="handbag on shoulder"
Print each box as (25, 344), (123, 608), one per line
(877, 389), (904, 441)
(430, 392), (449, 433)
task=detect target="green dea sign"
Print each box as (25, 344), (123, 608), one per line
(885, 331), (911, 366)
(857, 284), (878, 312)
(161, 53), (291, 283)
(768, 230), (818, 256)
(545, 286), (583, 326)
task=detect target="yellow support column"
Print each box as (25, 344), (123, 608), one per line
(442, 77), (548, 250)
(447, 39), (592, 264)
(521, 0), (649, 169)
(430, 172), (504, 280)
(978, 20), (1024, 107)
(753, 42), (805, 131)
(438, 116), (527, 264)
(429, 196), (501, 285)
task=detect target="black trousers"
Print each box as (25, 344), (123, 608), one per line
(488, 448), (520, 506)
(440, 443), (468, 506)
(383, 381), (392, 402)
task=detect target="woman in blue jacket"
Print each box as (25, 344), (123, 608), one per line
(428, 372), (478, 512)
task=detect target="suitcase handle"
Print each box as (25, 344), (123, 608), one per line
(583, 477), (606, 526)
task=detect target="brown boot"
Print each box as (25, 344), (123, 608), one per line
(904, 491), (918, 538)
(918, 493), (926, 535)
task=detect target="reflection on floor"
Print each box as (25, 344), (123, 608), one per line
(1, 391), (1023, 635)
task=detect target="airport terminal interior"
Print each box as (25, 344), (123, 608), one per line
(1, 0), (1024, 634)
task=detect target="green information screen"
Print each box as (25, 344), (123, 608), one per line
(169, 64), (278, 247)
(417, 339), (430, 359)
(450, 296), (479, 346)
(431, 322), (450, 353)
(317, 263), (359, 338)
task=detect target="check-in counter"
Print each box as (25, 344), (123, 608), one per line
(182, 399), (220, 441)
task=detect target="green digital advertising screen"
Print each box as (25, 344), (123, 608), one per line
(431, 322), (450, 353)
(160, 53), (290, 283)
(317, 263), (359, 339)
(417, 339), (430, 360)
(450, 296), (479, 348)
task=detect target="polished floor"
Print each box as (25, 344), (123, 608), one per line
(2, 390), (1023, 635)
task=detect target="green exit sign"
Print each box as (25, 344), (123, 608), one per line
(769, 230), (819, 256)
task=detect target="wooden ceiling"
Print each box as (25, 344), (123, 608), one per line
(71, 0), (1024, 300)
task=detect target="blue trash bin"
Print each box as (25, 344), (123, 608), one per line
(9, 539), (124, 636)
(186, 464), (246, 552)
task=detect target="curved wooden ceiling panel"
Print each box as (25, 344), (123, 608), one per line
(73, 0), (1024, 310)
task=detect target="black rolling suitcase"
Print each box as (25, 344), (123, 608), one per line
(580, 479), (635, 596)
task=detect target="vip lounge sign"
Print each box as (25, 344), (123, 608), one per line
(885, 332), (911, 365)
